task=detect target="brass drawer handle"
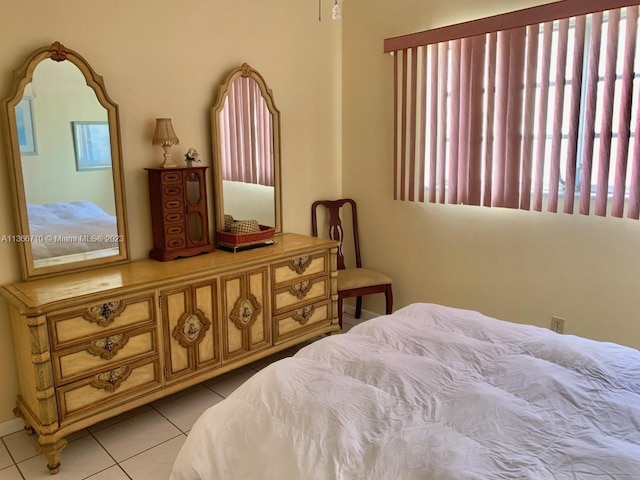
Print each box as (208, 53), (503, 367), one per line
(289, 281), (312, 299)
(293, 305), (315, 325)
(91, 365), (131, 392)
(87, 333), (129, 360)
(83, 301), (125, 328)
(288, 255), (311, 275)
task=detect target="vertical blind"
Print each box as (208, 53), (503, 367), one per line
(385, 0), (640, 219)
(219, 77), (274, 187)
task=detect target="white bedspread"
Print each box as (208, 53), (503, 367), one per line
(171, 303), (640, 479)
(27, 201), (118, 260)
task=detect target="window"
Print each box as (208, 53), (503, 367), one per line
(385, 0), (640, 219)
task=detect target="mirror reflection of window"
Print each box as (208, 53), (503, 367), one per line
(219, 77), (274, 187)
(212, 63), (282, 236)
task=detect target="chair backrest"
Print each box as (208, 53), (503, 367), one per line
(311, 198), (361, 270)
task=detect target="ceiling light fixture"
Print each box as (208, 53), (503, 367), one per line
(318, 0), (343, 21)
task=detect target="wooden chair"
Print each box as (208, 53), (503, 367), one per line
(311, 198), (393, 327)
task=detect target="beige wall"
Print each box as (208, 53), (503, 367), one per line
(343, 0), (640, 349)
(0, 0), (342, 422)
(2, 0), (639, 426)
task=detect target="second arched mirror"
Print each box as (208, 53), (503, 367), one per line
(2, 42), (129, 279)
(211, 63), (282, 244)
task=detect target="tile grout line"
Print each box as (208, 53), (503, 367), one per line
(150, 402), (191, 434)
(2, 431), (34, 479)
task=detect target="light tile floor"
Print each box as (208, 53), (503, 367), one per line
(0, 313), (362, 480)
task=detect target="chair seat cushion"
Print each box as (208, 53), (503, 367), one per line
(338, 268), (392, 291)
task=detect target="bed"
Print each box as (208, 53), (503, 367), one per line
(170, 303), (640, 479)
(27, 200), (119, 260)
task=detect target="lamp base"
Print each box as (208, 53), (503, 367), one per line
(160, 146), (178, 168)
(160, 159), (178, 168)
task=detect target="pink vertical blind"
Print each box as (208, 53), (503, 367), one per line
(219, 78), (274, 187)
(385, 0), (640, 219)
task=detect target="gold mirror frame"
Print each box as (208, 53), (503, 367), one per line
(210, 63), (282, 239)
(2, 42), (129, 280)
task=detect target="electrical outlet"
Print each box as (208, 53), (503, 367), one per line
(551, 316), (565, 334)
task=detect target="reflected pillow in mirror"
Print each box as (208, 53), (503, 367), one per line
(229, 219), (261, 234)
(224, 214), (235, 230)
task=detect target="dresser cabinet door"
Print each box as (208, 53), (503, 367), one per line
(221, 266), (270, 362)
(160, 278), (220, 382)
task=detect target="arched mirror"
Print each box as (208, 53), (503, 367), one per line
(211, 63), (282, 242)
(2, 42), (129, 280)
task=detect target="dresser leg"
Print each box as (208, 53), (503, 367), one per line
(36, 438), (68, 475)
(12, 406), (35, 435)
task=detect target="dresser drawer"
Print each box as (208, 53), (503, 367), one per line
(164, 199), (183, 210)
(57, 357), (161, 423)
(48, 293), (155, 350)
(272, 252), (327, 285)
(273, 299), (332, 344)
(273, 276), (329, 315)
(163, 184), (183, 197)
(52, 327), (158, 386)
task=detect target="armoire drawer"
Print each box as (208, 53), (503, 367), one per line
(56, 357), (161, 423)
(273, 299), (332, 344)
(272, 252), (328, 285)
(52, 327), (158, 386)
(273, 276), (329, 315)
(47, 293), (155, 350)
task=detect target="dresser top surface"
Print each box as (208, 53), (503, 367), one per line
(1, 233), (337, 312)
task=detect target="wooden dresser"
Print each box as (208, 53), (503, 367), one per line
(0, 234), (339, 474)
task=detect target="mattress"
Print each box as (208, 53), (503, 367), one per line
(170, 303), (640, 479)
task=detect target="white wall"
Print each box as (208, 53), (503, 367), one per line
(0, 0), (342, 422)
(342, 0), (640, 349)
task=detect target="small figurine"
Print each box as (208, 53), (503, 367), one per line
(184, 147), (201, 166)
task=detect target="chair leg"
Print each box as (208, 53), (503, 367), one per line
(338, 296), (344, 329)
(355, 296), (363, 319)
(385, 285), (393, 314)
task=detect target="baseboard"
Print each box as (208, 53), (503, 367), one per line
(0, 417), (23, 437)
(343, 305), (380, 321)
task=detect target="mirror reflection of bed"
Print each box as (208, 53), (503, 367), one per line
(28, 200), (119, 268)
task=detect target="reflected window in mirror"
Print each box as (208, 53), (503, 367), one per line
(219, 77), (274, 187)
(211, 63), (282, 240)
(2, 42), (129, 279)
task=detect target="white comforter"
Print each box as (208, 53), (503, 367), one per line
(171, 303), (640, 479)
(27, 201), (118, 260)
